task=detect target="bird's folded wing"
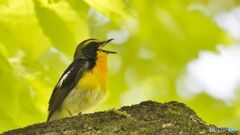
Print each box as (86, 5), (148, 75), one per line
(47, 59), (88, 121)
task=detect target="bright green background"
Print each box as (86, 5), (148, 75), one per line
(0, 0), (239, 132)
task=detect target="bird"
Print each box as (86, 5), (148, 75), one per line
(47, 38), (116, 121)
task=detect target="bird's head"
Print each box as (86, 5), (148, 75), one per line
(74, 38), (116, 61)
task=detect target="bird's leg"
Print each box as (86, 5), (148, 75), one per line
(67, 110), (73, 116)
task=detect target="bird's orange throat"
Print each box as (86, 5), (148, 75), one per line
(93, 51), (108, 89)
(77, 51), (109, 92)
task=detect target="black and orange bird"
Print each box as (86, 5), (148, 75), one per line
(47, 39), (116, 121)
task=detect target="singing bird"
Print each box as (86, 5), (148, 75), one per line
(47, 39), (116, 121)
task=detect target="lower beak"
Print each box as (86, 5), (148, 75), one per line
(101, 49), (117, 54)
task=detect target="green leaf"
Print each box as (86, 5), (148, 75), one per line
(0, 56), (44, 132)
(83, 0), (133, 22)
(33, 0), (89, 57)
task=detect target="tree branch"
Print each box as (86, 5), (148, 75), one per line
(3, 101), (238, 135)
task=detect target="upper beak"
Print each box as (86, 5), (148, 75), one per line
(101, 38), (114, 46)
(99, 38), (117, 54)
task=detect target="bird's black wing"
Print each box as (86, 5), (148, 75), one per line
(47, 59), (88, 121)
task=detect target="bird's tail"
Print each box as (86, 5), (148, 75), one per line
(47, 111), (53, 122)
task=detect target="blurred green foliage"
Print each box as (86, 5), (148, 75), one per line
(0, 0), (239, 132)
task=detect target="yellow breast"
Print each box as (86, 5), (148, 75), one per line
(77, 51), (108, 92)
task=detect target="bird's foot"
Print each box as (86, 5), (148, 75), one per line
(112, 109), (132, 118)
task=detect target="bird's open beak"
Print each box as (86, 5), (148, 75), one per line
(99, 39), (117, 54)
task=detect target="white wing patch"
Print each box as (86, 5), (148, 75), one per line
(57, 68), (73, 88)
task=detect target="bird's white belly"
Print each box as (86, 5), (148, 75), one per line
(54, 87), (106, 119)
